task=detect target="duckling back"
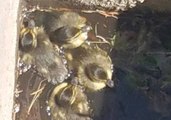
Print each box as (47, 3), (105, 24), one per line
(19, 21), (68, 84)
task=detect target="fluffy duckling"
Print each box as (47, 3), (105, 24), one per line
(48, 82), (91, 120)
(65, 43), (114, 91)
(29, 10), (91, 49)
(29, 10), (87, 32)
(19, 19), (68, 84)
(49, 25), (92, 49)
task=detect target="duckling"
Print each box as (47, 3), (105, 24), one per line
(49, 25), (92, 49)
(51, 11), (91, 49)
(29, 10), (91, 49)
(65, 43), (114, 91)
(48, 82), (91, 120)
(19, 19), (68, 84)
(29, 11), (87, 32)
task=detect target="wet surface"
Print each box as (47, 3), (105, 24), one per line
(25, 0), (144, 11)
(14, 1), (171, 120)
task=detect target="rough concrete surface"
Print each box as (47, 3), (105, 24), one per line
(0, 0), (19, 120)
(28, 0), (144, 11)
(71, 0), (144, 10)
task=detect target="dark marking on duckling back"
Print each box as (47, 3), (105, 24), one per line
(54, 86), (74, 107)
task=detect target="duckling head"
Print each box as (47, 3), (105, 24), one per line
(78, 62), (113, 91)
(65, 44), (114, 91)
(84, 63), (114, 90)
(48, 82), (91, 119)
(19, 19), (37, 52)
(54, 83), (76, 107)
(49, 25), (92, 49)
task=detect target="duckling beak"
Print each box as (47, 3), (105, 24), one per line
(80, 25), (92, 33)
(27, 19), (36, 29)
(106, 79), (114, 88)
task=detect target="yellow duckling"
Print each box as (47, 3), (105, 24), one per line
(29, 10), (91, 49)
(65, 43), (114, 91)
(49, 25), (92, 49)
(19, 19), (68, 84)
(48, 82), (91, 120)
(29, 11), (87, 32)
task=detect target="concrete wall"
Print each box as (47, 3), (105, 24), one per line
(0, 0), (19, 120)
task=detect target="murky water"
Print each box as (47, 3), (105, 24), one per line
(14, 1), (171, 120)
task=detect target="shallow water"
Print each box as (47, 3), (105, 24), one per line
(14, 1), (171, 120)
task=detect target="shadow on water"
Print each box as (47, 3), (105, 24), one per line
(96, 5), (171, 120)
